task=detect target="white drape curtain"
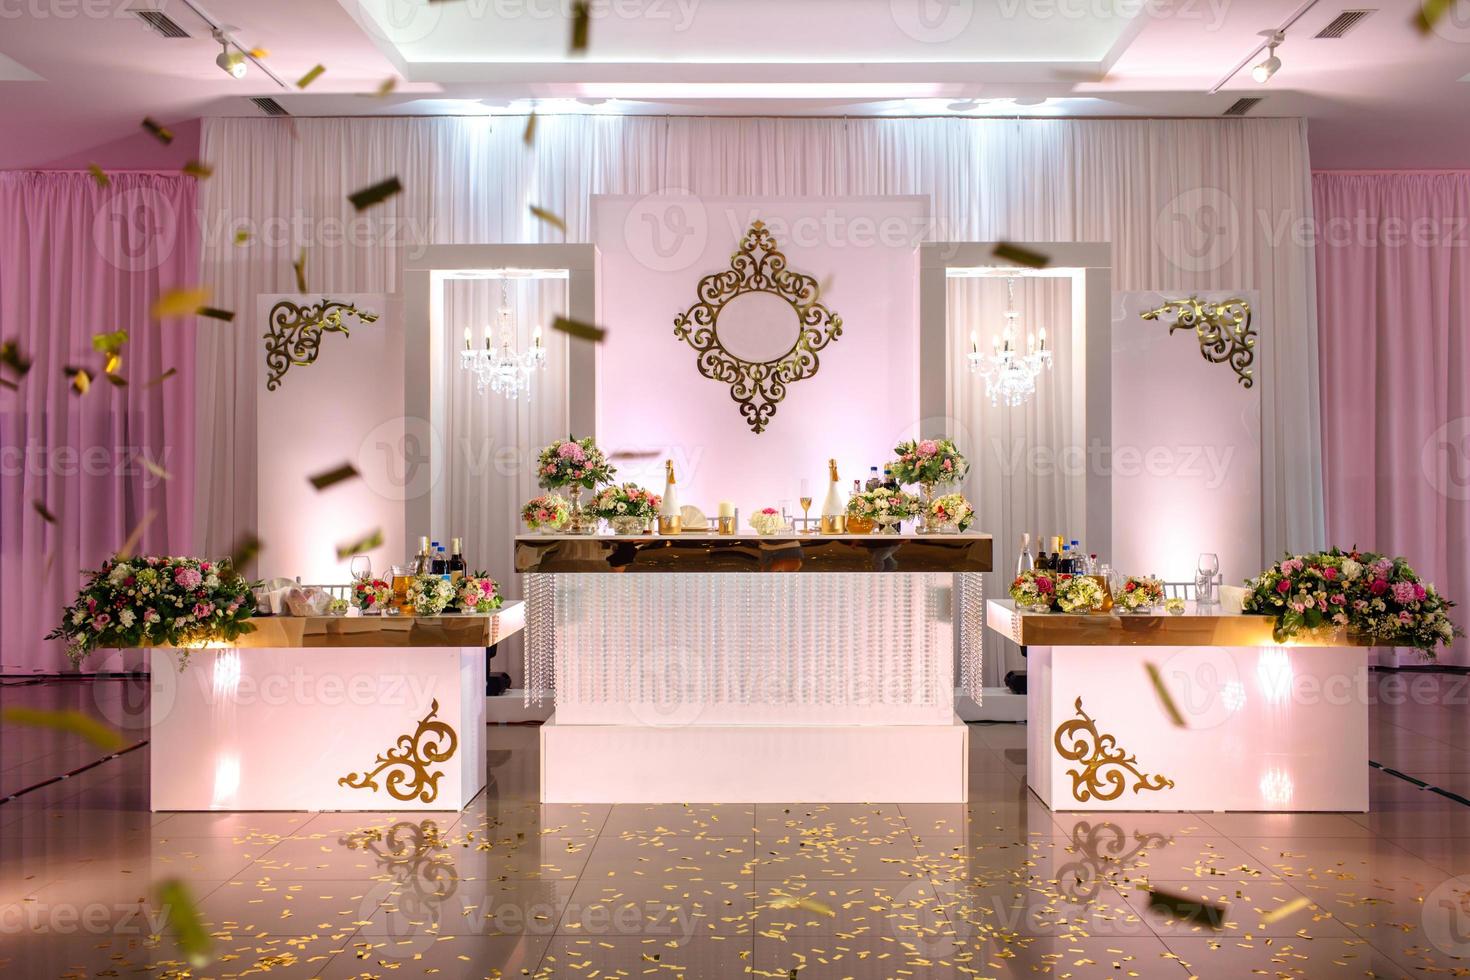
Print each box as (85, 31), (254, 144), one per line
(198, 115), (1324, 640)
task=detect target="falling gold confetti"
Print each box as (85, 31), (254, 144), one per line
(104, 352), (122, 375)
(348, 176), (403, 211)
(151, 287), (210, 319)
(551, 316), (606, 342)
(1414, 0), (1454, 32)
(197, 306), (236, 322)
(1260, 895), (1312, 925)
(0, 708), (126, 751)
(296, 64), (326, 89)
(182, 160), (214, 179)
(116, 509), (157, 560)
(104, 372), (128, 387)
(87, 163), (110, 188)
(569, 0), (590, 52)
(523, 112), (537, 146)
(92, 329), (128, 354)
(233, 229), (251, 246)
(249, 45), (269, 58)
(143, 367), (177, 387)
(66, 366), (92, 395)
(293, 250), (308, 293)
(1144, 662), (1187, 727)
(375, 76), (398, 97)
(336, 528), (384, 560)
(993, 243), (1050, 269)
(309, 462), (360, 490)
(32, 499), (57, 524)
(140, 456), (172, 481)
(154, 880), (212, 967)
(227, 533), (262, 572)
(1, 339), (33, 377)
(141, 117), (174, 144)
(530, 205), (567, 234)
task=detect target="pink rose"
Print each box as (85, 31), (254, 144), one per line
(1323, 567), (1337, 580)
(1037, 577), (1054, 595)
(1330, 593), (1345, 606)
(1369, 579), (1388, 595)
(1414, 583), (1427, 601)
(1391, 581), (1417, 604)
(1275, 579), (1292, 594)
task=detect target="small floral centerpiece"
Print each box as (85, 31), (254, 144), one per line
(1011, 569), (1060, 611)
(405, 574), (455, 616)
(928, 493), (974, 533)
(891, 438), (970, 488)
(536, 435), (615, 490)
(522, 493), (571, 533)
(352, 577), (393, 613)
(47, 556), (257, 667)
(457, 573), (502, 614)
(1164, 597), (1186, 615)
(326, 598), (350, 616)
(1055, 574), (1105, 614)
(847, 487), (919, 532)
(749, 507), (786, 535)
(590, 482), (661, 534)
(1114, 576), (1165, 613)
(1243, 548), (1460, 654)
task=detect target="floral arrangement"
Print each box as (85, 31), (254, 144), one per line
(1114, 576), (1165, 612)
(1164, 597), (1186, 615)
(406, 574), (455, 616)
(352, 577), (393, 612)
(590, 483), (661, 526)
(1010, 569), (1060, 609)
(749, 507), (786, 535)
(457, 573), (502, 614)
(47, 556), (257, 667)
(522, 493), (571, 531)
(1055, 574), (1105, 613)
(1242, 549), (1460, 653)
(327, 598), (350, 616)
(847, 487), (918, 525)
(928, 493), (974, 531)
(536, 436), (615, 490)
(891, 437), (969, 487)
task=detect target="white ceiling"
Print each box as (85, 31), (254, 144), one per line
(1, 0), (1467, 168)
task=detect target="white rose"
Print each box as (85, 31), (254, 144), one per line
(205, 574), (220, 590)
(1341, 559), (1362, 582)
(118, 609), (136, 627)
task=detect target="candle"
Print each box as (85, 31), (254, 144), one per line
(463, 326), (471, 350)
(533, 324), (542, 348)
(483, 323), (492, 349)
(717, 501), (734, 519)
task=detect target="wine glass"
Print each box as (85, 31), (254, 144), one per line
(1196, 553), (1220, 606)
(349, 555), (372, 582)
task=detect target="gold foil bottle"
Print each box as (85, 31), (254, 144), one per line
(658, 459), (682, 535)
(820, 458), (846, 534)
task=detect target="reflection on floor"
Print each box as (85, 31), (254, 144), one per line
(1, 673), (1468, 978)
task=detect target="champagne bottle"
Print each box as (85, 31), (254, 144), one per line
(413, 536), (431, 576)
(821, 459), (846, 534)
(658, 459), (682, 534)
(1016, 532), (1034, 576)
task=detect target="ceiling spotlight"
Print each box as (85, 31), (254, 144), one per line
(213, 29), (246, 79)
(1252, 32), (1284, 83)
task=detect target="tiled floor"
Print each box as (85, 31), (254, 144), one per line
(1, 673), (1469, 978)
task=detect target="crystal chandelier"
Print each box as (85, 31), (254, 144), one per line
(458, 280), (546, 400)
(967, 276), (1052, 407)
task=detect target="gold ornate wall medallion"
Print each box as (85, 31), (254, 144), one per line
(1141, 297), (1255, 388)
(1054, 697), (1175, 803)
(339, 699), (459, 803)
(673, 221), (842, 434)
(264, 298), (380, 391)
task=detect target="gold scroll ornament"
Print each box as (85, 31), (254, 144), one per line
(339, 699), (459, 803)
(673, 220), (842, 434)
(1054, 697), (1175, 803)
(1141, 297), (1255, 389)
(264, 298), (379, 391)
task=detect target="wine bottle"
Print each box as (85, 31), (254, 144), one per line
(449, 538), (467, 584)
(658, 459), (682, 534)
(821, 459), (846, 534)
(1016, 532), (1034, 576)
(1036, 545), (1051, 572)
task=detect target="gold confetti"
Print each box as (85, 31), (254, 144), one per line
(66, 366), (92, 395)
(1, 339), (32, 376)
(87, 163), (110, 188)
(1145, 662), (1187, 727)
(141, 117), (174, 144)
(551, 316), (606, 342)
(197, 306), (236, 322)
(143, 367), (177, 387)
(249, 46), (269, 58)
(104, 352), (122, 375)
(569, 0), (590, 52)
(116, 509), (157, 560)
(227, 533), (262, 573)
(182, 160), (214, 179)
(0, 708), (126, 751)
(1415, 0), (1454, 32)
(151, 287), (210, 319)
(0, 377), (16, 391)
(992, 242), (1050, 269)
(154, 880), (212, 967)
(234, 229), (250, 246)
(92, 329), (128, 354)
(336, 528), (384, 560)
(309, 462), (360, 490)
(348, 176), (403, 211)
(1260, 896), (1312, 925)
(530, 205), (567, 234)
(376, 76), (397, 97)
(32, 499), (57, 523)
(296, 63), (326, 89)
(140, 456), (172, 481)
(293, 250), (308, 293)
(523, 112), (537, 146)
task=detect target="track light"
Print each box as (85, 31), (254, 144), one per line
(1252, 32), (1283, 83)
(213, 29), (246, 79)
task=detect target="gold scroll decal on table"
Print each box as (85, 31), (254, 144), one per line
(264, 298), (380, 391)
(1140, 297), (1255, 389)
(1054, 697), (1175, 803)
(672, 220), (842, 434)
(339, 699), (459, 803)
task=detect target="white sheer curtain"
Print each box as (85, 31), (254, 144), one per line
(198, 114), (1323, 606)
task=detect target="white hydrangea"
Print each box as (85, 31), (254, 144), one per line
(205, 574), (220, 590)
(118, 609), (135, 628)
(1341, 558), (1362, 582)
(107, 564), (132, 585)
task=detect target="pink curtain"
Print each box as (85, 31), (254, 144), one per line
(0, 172), (198, 673)
(1313, 172), (1470, 666)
